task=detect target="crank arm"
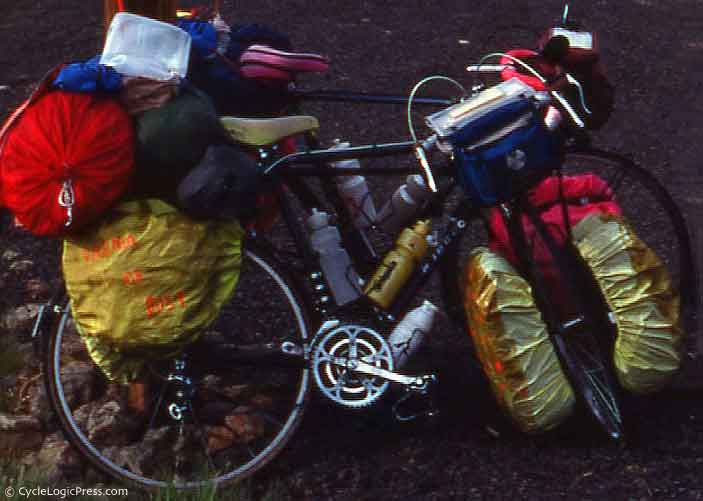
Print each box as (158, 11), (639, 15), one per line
(327, 356), (427, 388)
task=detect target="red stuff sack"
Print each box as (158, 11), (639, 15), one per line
(0, 86), (134, 237)
(488, 173), (621, 311)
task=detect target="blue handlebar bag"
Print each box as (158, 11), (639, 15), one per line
(450, 99), (562, 207)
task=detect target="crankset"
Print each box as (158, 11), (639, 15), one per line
(310, 321), (438, 417)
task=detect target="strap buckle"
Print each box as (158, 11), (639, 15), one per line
(58, 178), (75, 227)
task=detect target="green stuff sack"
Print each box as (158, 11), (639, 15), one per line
(63, 199), (244, 383)
(131, 88), (227, 200)
(462, 247), (576, 434)
(573, 213), (683, 394)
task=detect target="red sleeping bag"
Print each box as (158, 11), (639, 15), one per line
(0, 82), (134, 237)
(489, 174), (621, 311)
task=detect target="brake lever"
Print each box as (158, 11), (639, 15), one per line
(549, 87), (586, 129)
(564, 73), (593, 115)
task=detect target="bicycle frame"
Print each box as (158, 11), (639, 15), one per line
(258, 133), (478, 322)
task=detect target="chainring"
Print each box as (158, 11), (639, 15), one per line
(311, 324), (394, 409)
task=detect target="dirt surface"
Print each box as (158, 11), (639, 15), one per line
(2, 0), (703, 499)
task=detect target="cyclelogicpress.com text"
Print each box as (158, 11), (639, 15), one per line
(4, 485), (129, 499)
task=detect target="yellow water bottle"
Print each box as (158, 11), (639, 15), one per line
(364, 219), (432, 309)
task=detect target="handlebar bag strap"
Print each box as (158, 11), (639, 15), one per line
(450, 99), (562, 207)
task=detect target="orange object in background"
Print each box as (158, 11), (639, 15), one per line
(104, 0), (222, 28)
(176, 0), (221, 19)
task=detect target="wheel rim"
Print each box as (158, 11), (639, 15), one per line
(552, 332), (624, 440)
(48, 248), (310, 489)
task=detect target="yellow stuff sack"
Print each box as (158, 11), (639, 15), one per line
(572, 213), (682, 394)
(462, 247), (575, 434)
(63, 199), (244, 384)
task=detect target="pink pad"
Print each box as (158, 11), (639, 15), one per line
(239, 64), (293, 81)
(239, 44), (330, 74)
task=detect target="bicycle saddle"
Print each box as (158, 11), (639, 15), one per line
(220, 115), (319, 147)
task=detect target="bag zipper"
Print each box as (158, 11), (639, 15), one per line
(58, 178), (75, 227)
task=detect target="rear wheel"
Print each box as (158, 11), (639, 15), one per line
(45, 245), (311, 490)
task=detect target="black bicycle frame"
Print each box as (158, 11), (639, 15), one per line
(262, 136), (476, 320)
(290, 88), (455, 108)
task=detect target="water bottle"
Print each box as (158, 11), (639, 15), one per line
(388, 301), (439, 368)
(330, 140), (377, 230)
(307, 209), (362, 306)
(364, 219), (432, 309)
(375, 175), (434, 234)
(329, 140), (378, 262)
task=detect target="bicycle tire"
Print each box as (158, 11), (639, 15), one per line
(559, 148), (696, 337)
(550, 319), (626, 440)
(44, 244), (312, 491)
(440, 149), (694, 439)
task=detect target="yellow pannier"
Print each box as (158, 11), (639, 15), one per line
(573, 213), (682, 394)
(63, 199), (244, 383)
(462, 248), (576, 434)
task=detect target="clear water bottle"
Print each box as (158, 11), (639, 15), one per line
(330, 140), (377, 230)
(307, 209), (362, 306)
(375, 175), (434, 234)
(329, 140), (378, 261)
(388, 300), (438, 368)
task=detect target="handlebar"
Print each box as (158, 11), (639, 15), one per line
(465, 58), (588, 130)
(548, 86), (586, 128)
(465, 64), (512, 73)
(265, 43), (594, 188)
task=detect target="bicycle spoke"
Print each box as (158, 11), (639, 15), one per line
(148, 384), (169, 432)
(46, 247), (311, 489)
(584, 370), (621, 422)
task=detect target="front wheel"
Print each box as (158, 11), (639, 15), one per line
(44, 245), (312, 491)
(550, 321), (625, 440)
(440, 150), (693, 438)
